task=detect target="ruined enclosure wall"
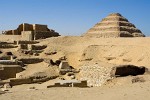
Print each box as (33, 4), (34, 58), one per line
(0, 66), (23, 80)
(21, 31), (34, 41)
(10, 78), (32, 86)
(18, 44), (28, 50)
(14, 30), (18, 35)
(0, 35), (21, 41)
(17, 40), (39, 44)
(31, 45), (47, 50)
(0, 44), (17, 48)
(19, 58), (44, 64)
(0, 56), (11, 60)
(0, 61), (23, 66)
(3, 23), (60, 39)
(4, 30), (13, 35)
(4, 23), (33, 35)
(34, 31), (59, 40)
(17, 24), (23, 35)
(33, 24), (48, 31)
(17, 23), (33, 34)
(22, 23), (33, 31)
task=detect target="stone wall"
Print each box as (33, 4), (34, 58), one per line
(33, 24), (48, 31)
(0, 35), (21, 41)
(31, 45), (47, 50)
(21, 31), (34, 41)
(9, 78), (32, 86)
(18, 44), (28, 50)
(17, 40), (39, 44)
(0, 60), (23, 66)
(0, 44), (17, 48)
(18, 58), (44, 64)
(17, 24), (23, 35)
(0, 65), (23, 80)
(4, 30), (13, 35)
(3, 23), (60, 40)
(22, 23), (33, 31)
(34, 31), (59, 40)
(5, 23), (33, 35)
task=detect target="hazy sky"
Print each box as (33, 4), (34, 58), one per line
(0, 0), (150, 36)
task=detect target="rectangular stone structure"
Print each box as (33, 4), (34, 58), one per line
(21, 31), (34, 41)
(0, 65), (23, 80)
(33, 24), (48, 31)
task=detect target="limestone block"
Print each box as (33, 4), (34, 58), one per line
(33, 24), (48, 31)
(21, 31), (34, 41)
(59, 61), (70, 69)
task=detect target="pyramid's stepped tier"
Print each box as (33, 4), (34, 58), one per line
(88, 27), (141, 32)
(95, 22), (135, 28)
(83, 13), (145, 37)
(101, 17), (129, 22)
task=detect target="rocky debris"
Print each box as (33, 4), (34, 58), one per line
(45, 51), (57, 55)
(0, 90), (5, 95)
(1, 83), (11, 92)
(132, 77), (145, 83)
(28, 86), (38, 90)
(0, 51), (2, 54)
(78, 62), (115, 87)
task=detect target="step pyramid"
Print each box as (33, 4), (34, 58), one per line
(83, 13), (145, 37)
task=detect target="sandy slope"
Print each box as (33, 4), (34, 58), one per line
(39, 36), (150, 68)
(1, 36), (150, 100)
(0, 81), (150, 100)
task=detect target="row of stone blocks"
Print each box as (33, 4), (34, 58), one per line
(18, 44), (47, 50)
(96, 22), (135, 27)
(0, 65), (23, 80)
(88, 27), (141, 33)
(0, 76), (59, 87)
(47, 80), (88, 88)
(0, 44), (17, 48)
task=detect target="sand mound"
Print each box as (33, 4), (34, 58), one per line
(80, 45), (150, 66)
(16, 62), (59, 79)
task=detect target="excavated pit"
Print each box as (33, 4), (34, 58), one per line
(114, 65), (146, 77)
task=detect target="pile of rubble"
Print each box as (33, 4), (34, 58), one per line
(79, 62), (114, 87)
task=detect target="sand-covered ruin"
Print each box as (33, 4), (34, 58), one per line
(0, 13), (150, 100)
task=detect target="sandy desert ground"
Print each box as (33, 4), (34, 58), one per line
(0, 80), (150, 100)
(1, 36), (150, 100)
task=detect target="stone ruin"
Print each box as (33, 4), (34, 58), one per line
(78, 62), (114, 87)
(79, 63), (149, 87)
(0, 14), (148, 89)
(0, 41), (80, 88)
(47, 80), (87, 88)
(83, 13), (145, 38)
(3, 23), (60, 41)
